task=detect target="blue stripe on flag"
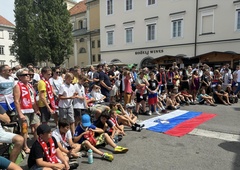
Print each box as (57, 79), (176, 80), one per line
(147, 111), (202, 133)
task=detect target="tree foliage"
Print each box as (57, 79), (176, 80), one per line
(12, 0), (73, 66)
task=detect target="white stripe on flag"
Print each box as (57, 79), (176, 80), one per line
(140, 110), (189, 129)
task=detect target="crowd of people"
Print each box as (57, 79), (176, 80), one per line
(0, 61), (239, 169)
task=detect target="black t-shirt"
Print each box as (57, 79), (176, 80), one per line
(108, 71), (115, 83)
(148, 79), (158, 91)
(94, 118), (114, 136)
(28, 137), (58, 169)
(99, 71), (111, 91)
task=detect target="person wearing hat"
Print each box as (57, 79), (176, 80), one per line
(73, 114), (129, 162)
(28, 124), (70, 170)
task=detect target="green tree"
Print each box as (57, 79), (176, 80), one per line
(12, 0), (37, 66)
(12, 0), (73, 66)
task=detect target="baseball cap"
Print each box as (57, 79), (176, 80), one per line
(82, 114), (91, 127)
(37, 124), (51, 135)
(126, 103), (134, 109)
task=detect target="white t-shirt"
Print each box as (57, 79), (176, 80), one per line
(91, 90), (104, 103)
(223, 72), (233, 85)
(236, 70), (240, 82)
(49, 77), (63, 95)
(52, 129), (72, 148)
(58, 83), (75, 108)
(33, 73), (40, 82)
(0, 76), (15, 103)
(73, 84), (85, 109)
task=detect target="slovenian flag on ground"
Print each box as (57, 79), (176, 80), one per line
(140, 110), (216, 137)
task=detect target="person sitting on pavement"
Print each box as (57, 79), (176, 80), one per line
(0, 156), (22, 170)
(0, 105), (24, 163)
(180, 88), (196, 105)
(52, 118), (81, 159)
(225, 85), (238, 104)
(213, 84), (231, 105)
(28, 124), (70, 170)
(73, 114), (129, 162)
(172, 88), (189, 106)
(198, 89), (217, 106)
(146, 72), (160, 115)
(165, 93), (180, 110)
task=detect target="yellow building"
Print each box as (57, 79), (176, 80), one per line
(68, 0), (101, 68)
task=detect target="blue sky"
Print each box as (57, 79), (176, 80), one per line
(0, 0), (15, 24)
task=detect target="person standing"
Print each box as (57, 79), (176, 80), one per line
(58, 73), (77, 135)
(38, 67), (56, 124)
(99, 64), (112, 103)
(13, 68), (40, 154)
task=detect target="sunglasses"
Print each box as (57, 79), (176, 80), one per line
(56, 72), (61, 74)
(19, 74), (32, 77)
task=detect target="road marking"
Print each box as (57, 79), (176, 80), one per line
(189, 128), (240, 142)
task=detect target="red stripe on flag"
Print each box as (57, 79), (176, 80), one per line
(164, 113), (216, 137)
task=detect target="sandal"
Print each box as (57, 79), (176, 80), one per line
(24, 148), (31, 154)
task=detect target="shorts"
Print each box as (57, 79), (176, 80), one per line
(59, 106), (75, 123)
(124, 93), (131, 105)
(136, 93), (147, 103)
(0, 128), (16, 143)
(81, 133), (106, 149)
(18, 113), (40, 126)
(148, 93), (158, 105)
(0, 105), (6, 114)
(39, 106), (51, 123)
(74, 109), (85, 119)
(29, 164), (44, 170)
(89, 104), (108, 114)
(0, 156), (11, 169)
(110, 85), (117, 97)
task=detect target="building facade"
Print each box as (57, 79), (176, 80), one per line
(68, 0), (101, 68)
(99, 0), (240, 68)
(0, 15), (18, 67)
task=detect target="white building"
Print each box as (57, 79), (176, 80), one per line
(0, 15), (18, 67)
(100, 0), (240, 68)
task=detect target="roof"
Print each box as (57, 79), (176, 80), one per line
(69, 0), (87, 16)
(0, 15), (14, 27)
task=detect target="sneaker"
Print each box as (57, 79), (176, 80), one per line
(146, 111), (152, 116)
(69, 160), (79, 169)
(153, 111), (161, 115)
(114, 146), (129, 153)
(103, 153), (114, 161)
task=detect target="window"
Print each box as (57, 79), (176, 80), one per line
(147, 24), (156, 41)
(199, 7), (216, 35)
(0, 46), (4, 55)
(92, 41), (95, 48)
(107, 0), (113, 15)
(97, 40), (101, 48)
(126, 0), (133, 11)
(172, 19), (183, 38)
(107, 31), (114, 45)
(79, 38), (85, 42)
(79, 48), (86, 53)
(125, 27), (133, 43)
(98, 54), (101, 61)
(0, 60), (5, 65)
(148, 0), (155, 5)
(79, 20), (83, 29)
(92, 55), (96, 62)
(0, 30), (3, 39)
(236, 10), (240, 31)
(9, 46), (14, 55)
(9, 32), (14, 40)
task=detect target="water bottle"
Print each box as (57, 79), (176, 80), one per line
(22, 120), (28, 134)
(88, 149), (93, 164)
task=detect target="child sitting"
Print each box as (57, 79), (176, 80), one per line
(165, 93), (180, 110)
(73, 114), (128, 162)
(198, 89), (217, 106)
(90, 85), (106, 103)
(180, 88), (196, 105)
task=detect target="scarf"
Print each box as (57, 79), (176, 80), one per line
(38, 137), (59, 163)
(158, 72), (166, 85)
(17, 81), (34, 113)
(42, 77), (56, 111)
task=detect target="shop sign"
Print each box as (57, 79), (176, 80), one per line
(135, 49), (164, 55)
